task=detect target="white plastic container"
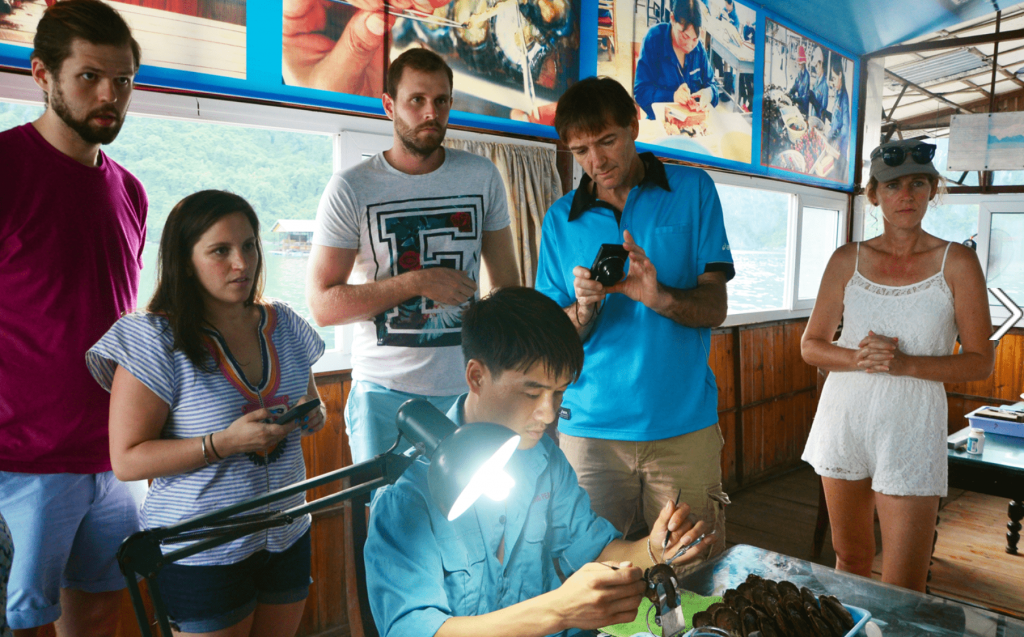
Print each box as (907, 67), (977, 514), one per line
(966, 428), (986, 455)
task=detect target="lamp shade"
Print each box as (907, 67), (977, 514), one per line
(396, 399), (520, 521)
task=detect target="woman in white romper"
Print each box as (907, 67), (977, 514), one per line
(801, 139), (994, 592)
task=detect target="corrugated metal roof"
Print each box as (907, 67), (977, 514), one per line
(889, 48), (991, 86)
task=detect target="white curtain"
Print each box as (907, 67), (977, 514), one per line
(443, 139), (563, 289)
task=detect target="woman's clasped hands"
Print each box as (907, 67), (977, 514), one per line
(855, 330), (909, 375)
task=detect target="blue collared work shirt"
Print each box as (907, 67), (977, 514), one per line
(828, 86), (850, 158)
(365, 395), (621, 637)
(634, 23), (720, 120)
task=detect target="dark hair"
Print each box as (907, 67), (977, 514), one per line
(554, 76), (637, 142)
(829, 56), (844, 80)
(671, 0), (702, 31)
(387, 48), (453, 97)
(461, 287), (584, 383)
(148, 190), (265, 370)
(32, 0), (141, 75)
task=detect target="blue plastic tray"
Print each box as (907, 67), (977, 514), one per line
(845, 604), (871, 636)
(966, 408), (1024, 439)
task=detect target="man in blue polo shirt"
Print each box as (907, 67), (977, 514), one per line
(634, 0), (719, 121)
(535, 76), (734, 557)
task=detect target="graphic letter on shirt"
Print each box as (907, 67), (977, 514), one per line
(367, 195), (482, 348)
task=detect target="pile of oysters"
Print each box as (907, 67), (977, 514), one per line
(692, 574), (857, 637)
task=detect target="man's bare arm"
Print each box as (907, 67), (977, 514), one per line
(305, 244), (477, 327)
(482, 227), (521, 290)
(647, 271), (729, 328)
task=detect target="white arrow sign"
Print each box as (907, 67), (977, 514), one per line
(989, 288), (1023, 341)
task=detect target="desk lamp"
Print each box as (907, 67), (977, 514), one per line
(117, 399), (519, 637)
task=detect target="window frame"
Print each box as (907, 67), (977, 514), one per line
(706, 169), (850, 327)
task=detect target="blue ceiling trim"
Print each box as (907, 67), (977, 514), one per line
(749, 0), (1011, 56)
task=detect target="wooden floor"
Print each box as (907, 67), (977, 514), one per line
(724, 465), (1024, 619)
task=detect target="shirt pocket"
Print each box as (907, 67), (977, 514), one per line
(650, 223), (695, 286)
(522, 506), (550, 544)
(438, 532), (486, 615)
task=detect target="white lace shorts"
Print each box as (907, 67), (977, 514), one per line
(801, 372), (948, 497)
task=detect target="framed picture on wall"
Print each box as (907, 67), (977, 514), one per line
(0, 0), (246, 78)
(761, 18), (852, 183)
(598, 0), (757, 165)
(281, 0), (580, 125)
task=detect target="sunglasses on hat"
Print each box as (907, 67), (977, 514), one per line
(870, 142), (936, 167)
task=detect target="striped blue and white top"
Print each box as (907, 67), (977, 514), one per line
(86, 300), (325, 566)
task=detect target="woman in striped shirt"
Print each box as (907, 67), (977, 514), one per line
(88, 190), (326, 637)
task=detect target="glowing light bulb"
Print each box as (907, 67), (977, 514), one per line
(446, 435), (520, 521)
(482, 469), (515, 502)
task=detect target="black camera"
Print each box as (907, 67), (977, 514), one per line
(589, 244), (629, 287)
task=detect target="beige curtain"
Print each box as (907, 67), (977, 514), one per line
(443, 139), (563, 289)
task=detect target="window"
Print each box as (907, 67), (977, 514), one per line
(980, 203), (1024, 327)
(796, 205), (841, 302)
(711, 171), (849, 323)
(717, 183), (789, 313)
(0, 98), (336, 349)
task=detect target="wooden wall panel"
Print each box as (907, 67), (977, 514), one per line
(945, 329), (1024, 433)
(299, 373), (353, 636)
(709, 330), (736, 412)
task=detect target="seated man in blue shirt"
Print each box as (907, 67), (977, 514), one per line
(634, 0), (719, 120)
(365, 287), (714, 637)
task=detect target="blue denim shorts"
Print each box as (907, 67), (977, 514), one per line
(345, 380), (460, 464)
(0, 471), (144, 630)
(156, 529), (312, 633)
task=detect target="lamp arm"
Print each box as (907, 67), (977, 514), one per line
(117, 449), (418, 637)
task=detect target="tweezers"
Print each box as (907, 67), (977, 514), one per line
(324, 0), (467, 28)
(666, 529), (716, 565)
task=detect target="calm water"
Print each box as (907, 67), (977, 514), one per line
(139, 246), (789, 349)
(729, 250), (787, 312)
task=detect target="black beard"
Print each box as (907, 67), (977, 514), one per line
(49, 81), (124, 145)
(395, 120), (446, 158)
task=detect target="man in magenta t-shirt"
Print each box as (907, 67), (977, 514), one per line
(0, 1), (147, 634)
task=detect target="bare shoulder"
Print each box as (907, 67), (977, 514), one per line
(942, 242), (985, 296)
(826, 241), (859, 278)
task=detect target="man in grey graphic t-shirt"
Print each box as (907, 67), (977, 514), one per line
(308, 49), (519, 463)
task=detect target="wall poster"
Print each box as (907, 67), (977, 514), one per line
(0, 0), (246, 78)
(948, 112), (1024, 171)
(282, 0), (581, 124)
(761, 18), (852, 182)
(599, 0), (756, 165)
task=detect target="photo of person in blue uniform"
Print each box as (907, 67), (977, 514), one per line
(365, 287), (715, 637)
(718, 0), (739, 30)
(762, 19), (853, 182)
(808, 46), (829, 121)
(827, 56), (850, 176)
(788, 45), (810, 116)
(634, 0), (719, 120)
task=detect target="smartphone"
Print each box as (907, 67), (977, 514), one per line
(589, 244), (629, 287)
(273, 398), (321, 426)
